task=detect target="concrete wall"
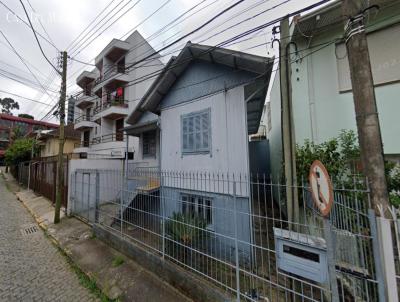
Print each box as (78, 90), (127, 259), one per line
(67, 159), (124, 214)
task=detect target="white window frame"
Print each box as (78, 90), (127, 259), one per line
(181, 108), (211, 155)
(181, 193), (213, 229)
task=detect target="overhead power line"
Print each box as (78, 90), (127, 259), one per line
(26, 0), (57, 47)
(19, 0), (60, 75)
(68, 0), (127, 54)
(65, 0), (218, 85)
(70, 0), (144, 57)
(0, 89), (52, 107)
(0, 0), (59, 51)
(66, 0), (117, 50)
(0, 30), (58, 100)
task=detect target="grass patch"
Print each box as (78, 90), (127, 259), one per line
(112, 255), (125, 267)
(43, 231), (119, 302)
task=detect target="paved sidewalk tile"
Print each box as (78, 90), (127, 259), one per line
(0, 174), (98, 302)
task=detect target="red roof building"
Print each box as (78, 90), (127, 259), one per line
(0, 114), (58, 163)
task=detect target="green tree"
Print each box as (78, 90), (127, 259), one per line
(4, 138), (36, 166)
(0, 97), (19, 114)
(11, 125), (24, 141)
(18, 113), (34, 119)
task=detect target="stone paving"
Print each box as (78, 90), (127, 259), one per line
(0, 175), (98, 302)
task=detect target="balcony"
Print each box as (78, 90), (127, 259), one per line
(93, 99), (128, 120)
(91, 133), (124, 145)
(93, 65), (129, 94)
(75, 93), (95, 109)
(74, 141), (90, 153)
(95, 39), (130, 68)
(76, 70), (97, 89)
(74, 115), (97, 131)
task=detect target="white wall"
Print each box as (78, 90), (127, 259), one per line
(160, 86), (249, 176)
(67, 158), (124, 214)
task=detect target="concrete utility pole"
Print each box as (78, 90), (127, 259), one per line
(54, 51), (67, 224)
(342, 1), (390, 217)
(278, 18), (299, 224)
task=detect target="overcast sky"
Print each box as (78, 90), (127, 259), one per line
(0, 0), (322, 123)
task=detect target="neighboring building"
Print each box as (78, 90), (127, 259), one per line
(0, 113), (58, 164)
(67, 31), (163, 214)
(124, 42), (274, 259)
(70, 30), (162, 172)
(268, 0), (400, 178)
(67, 96), (76, 125)
(37, 124), (80, 157)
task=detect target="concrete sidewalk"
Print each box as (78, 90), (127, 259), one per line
(3, 171), (191, 302)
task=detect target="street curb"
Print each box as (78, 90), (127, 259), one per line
(16, 194), (49, 230)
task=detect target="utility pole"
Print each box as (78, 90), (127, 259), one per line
(54, 51), (67, 224)
(342, 1), (390, 217)
(276, 18), (299, 224)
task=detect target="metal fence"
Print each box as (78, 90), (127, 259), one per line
(70, 168), (387, 301)
(14, 157), (69, 207)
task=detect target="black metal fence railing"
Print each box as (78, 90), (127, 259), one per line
(75, 114), (92, 123)
(94, 64), (126, 86)
(93, 98), (127, 115)
(91, 133), (124, 145)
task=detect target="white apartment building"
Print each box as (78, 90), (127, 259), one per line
(72, 30), (162, 164)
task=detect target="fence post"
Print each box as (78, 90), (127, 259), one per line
(120, 169), (124, 236)
(161, 171), (165, 260)
(72, 170), (77, 215)
(93, 171), (99, 223)
(323, 218), (339, 302)
(375, 207), (398, 301)
(233, 181), (240, 302)
(27, 161), (31, 190)
(368, 209), (387, 302)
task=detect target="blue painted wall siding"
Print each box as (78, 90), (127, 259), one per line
(160, 60), (259, 110)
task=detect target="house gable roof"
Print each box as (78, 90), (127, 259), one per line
(126, 42), (274, 128)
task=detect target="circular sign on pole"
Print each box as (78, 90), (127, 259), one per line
(309, 160), (334, 217)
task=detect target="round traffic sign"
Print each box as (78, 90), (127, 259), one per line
(309, 160), (334, 217)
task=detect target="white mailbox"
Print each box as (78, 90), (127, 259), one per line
(274, 228), (328, 283)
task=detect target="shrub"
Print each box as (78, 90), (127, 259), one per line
(295, 130), (400, 207)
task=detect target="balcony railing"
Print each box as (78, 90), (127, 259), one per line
(91, 133), (124, 145)
(75, 114), (92, 123)
(94, 64), (126, 86)
(74, 141), (90, 148)
(93, 98), (127, 115)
